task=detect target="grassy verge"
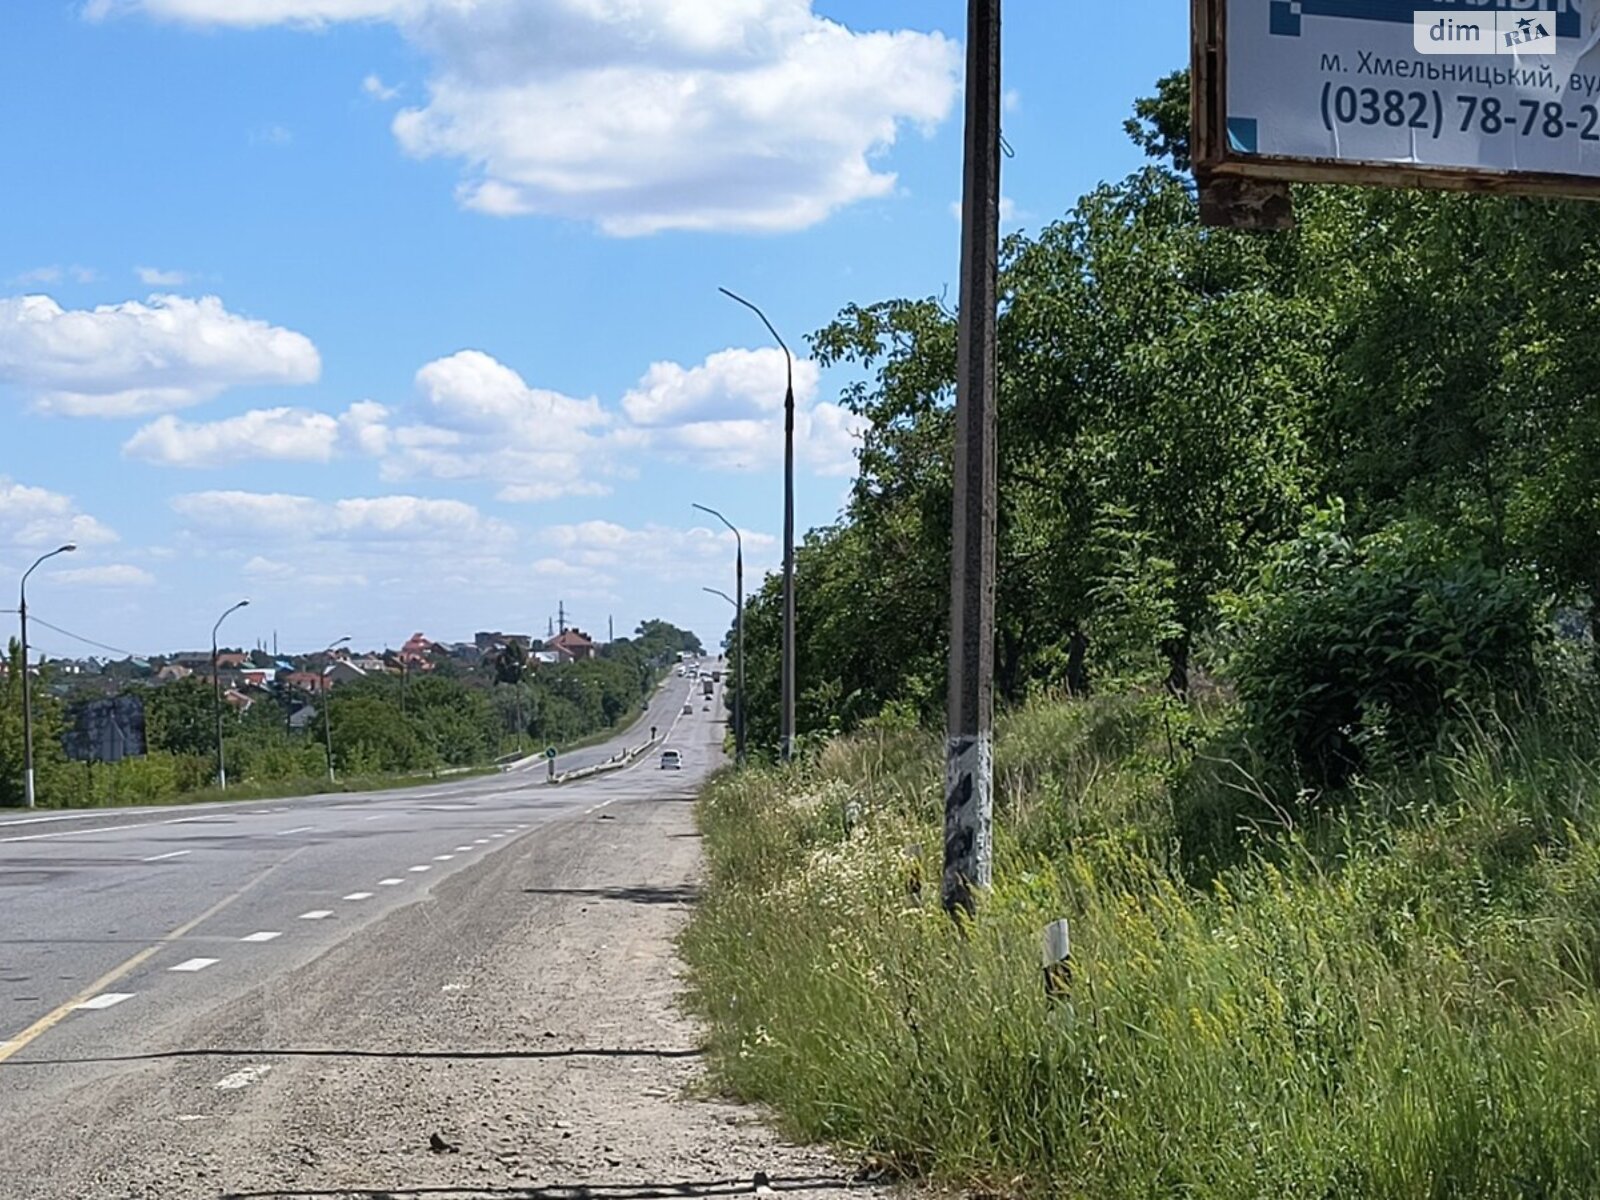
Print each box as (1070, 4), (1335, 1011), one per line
(27, 765), (499, 810)
(681, 694), (1600, 1197)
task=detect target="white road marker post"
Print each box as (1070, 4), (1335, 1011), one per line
(1042, 919), (1072, 999)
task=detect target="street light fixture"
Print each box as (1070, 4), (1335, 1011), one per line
(211, 599), (250, 790)
(693, 503), (745, 766)
(701, 585), (744, 763)
(321, 635), (351, 783)
(718, 287), (795, 762)
(18, 543), (75, 809)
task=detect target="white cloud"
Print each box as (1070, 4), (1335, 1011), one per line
(243, 554), (294, 579)
(171, 489), (514, 545)
(0, 478), (118, 547)
(123, 407), (343, 466)
(339, 399), (391, 456)
(53, 563), (156, 588)
(103, 0), (961, 236)
(366, 349), (612, 502)
(537, 518), (777, 591)
(0, 293), (321, 417)
(622, 348), (819, 427)
(136, 266), (189, 285)
(12, 265), (96, 286)
(617, 347), (863, 475)
(243, 554), (367, 589)
(250, 123), (294, 146)
(362, 72), (400, 100)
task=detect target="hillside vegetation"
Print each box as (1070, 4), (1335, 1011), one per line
(683, 693), (1600, 1196)
(683, 71), (1600, 1195)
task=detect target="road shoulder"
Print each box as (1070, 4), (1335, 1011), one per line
(1, 775), (865, 1198)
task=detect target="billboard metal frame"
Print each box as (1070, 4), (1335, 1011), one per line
(1192, 0), (1600, 210)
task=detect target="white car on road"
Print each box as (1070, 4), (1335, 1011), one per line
(659, 749), (682, 770)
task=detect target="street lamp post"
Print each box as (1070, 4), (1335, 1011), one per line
(702, 586), (744, 763)
(718, 287), (795, 762)
(17, 544), (75, 808)
(211, 600), (250, 790)
(321, 635), (351, 783)
(693, 503), (745, 765)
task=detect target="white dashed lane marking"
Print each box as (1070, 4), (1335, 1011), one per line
(142, 850), (191, 863)
(408, 865), (431, 873)
(473, 839), (490, 845)
(343, 892), (373, 901)
(454, 845), (473, 852)
(377, 878), (403, 886)
(75, 993), (133, 1011)
(433, 854), (454, 861)
(215, 1065), (272, 1091)
(169, 958), (218, 973)
(298, 910), (333, 921)
(275, 826), (315, 837)
(240, 932), (281, 942)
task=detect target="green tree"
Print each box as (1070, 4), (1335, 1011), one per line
(144, 677), (216, 758)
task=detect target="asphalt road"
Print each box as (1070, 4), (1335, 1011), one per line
(0, 672), (718, 1127)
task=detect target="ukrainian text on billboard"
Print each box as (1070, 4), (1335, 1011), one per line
(1228, 1), (1600, 177)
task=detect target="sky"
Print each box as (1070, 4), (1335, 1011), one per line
(0, 0), (1189, 660)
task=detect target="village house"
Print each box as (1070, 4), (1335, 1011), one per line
(547, 628), (598, 661)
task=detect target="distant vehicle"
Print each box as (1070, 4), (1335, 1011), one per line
(712, 670), (722, 683)
(702, 704), (710, 712)
(682, 702), (693, 715)
(659, 749), (681, 770)
(675, 666), (684, 676)
(702, 678), (714, 697)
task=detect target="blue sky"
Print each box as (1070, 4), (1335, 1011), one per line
(1, 0), (1189, 660)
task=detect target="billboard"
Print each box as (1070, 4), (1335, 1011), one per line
(62, 694), (147, 764)
(1195, 0), (1600, 201)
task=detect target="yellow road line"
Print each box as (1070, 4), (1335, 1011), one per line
(0, 853), (298, 1065)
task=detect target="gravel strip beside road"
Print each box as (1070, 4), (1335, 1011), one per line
(1, 777), (866, 1199)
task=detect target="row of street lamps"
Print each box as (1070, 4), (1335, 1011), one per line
(710, 287), (795, 764)
(13, 548), (351, 807)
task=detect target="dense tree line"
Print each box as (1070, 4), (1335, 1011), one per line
(726, 72), (1600, 778)
(0, 618), (699, 806)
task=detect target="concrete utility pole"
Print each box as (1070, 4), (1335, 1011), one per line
(321, 635), (351, 783)
(211, 599), (250, 790)
(18, 543), (75, 809)
(694, 503), (745, 765)
(943, 0), (1002, 918)
(719, 287), (796, 761)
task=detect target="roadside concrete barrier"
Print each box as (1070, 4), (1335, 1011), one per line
(550, 734), (661, 785)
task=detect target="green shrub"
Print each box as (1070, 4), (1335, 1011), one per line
(1222, 508), (1541, 787)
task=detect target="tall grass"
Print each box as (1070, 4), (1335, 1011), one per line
(681, 694), (1600, 1197)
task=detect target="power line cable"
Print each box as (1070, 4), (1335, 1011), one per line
(23, 617), (147, 660)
